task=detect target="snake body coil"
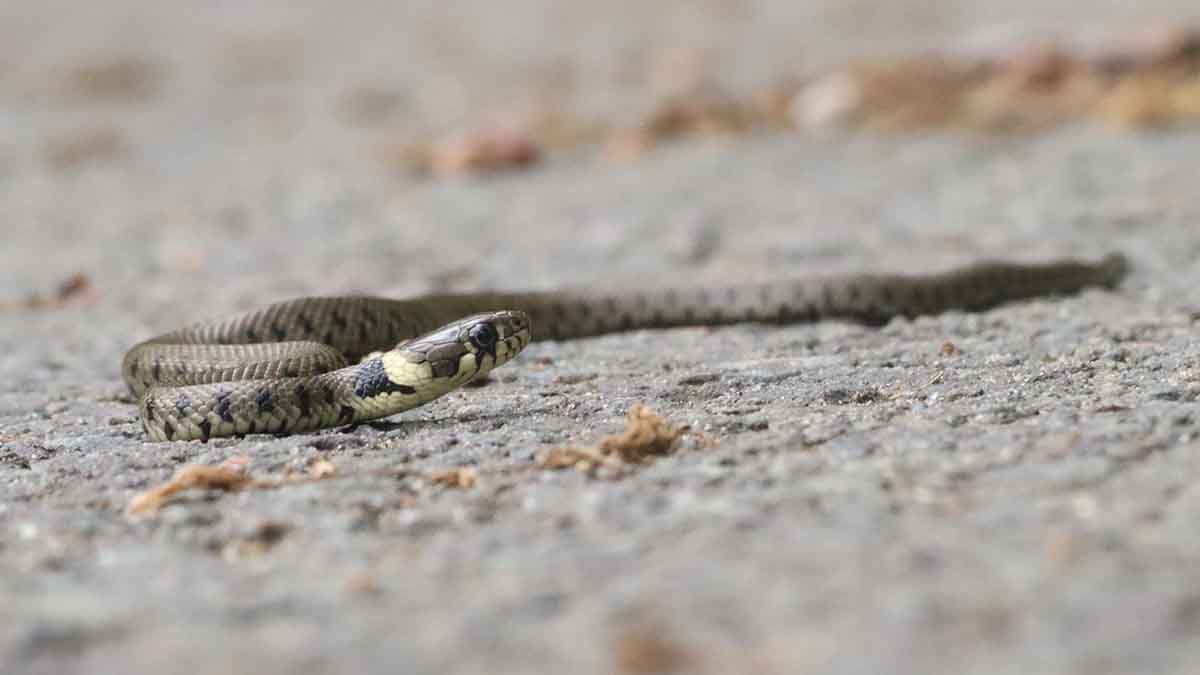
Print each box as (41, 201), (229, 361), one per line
(124, 253), (1129, 441)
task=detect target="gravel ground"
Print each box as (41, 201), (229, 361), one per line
(4, 2), (1200, 674)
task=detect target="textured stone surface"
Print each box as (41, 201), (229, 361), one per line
(3, 2), (1200, 674)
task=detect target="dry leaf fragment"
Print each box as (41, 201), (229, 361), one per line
(226, 519), (292, 558)
(307, 459), (337, 479)
(598, 404), (686, 462)
(602, 128), (657, 164)
(612, 620), (696, 675)
(376, 126), (541, 178)
(1096, 74), (1200, 129)
(428, 467), (479, 489)
(62, 58), (159, 100)
(127, 455), (339, 516)
(430, 127), (541, 177)
(536, 405), (704, 477)
(3, 273), (97, 312)
(127, 464), (255, 515)
(45, 127), (126, 170)
(1091, 22), (1200, 74)
(536, 446), (623, 473)
(344, 572), (382, 595)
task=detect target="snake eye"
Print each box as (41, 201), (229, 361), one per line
(468, 322), (499, 351)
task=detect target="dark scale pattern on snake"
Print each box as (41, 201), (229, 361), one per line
(123, 253), (1130, 441)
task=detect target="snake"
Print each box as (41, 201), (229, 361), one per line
(123, 253), (1129, 442)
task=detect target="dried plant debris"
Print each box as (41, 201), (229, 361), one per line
(611, 618), (698, 675)
(1090, 21), (1200, 75)
(377, 125), (541, 178)
(45, 127), (126, 170)
(60, 58), (160, 100)
(1, 273), (96, 312)
(777, 23), (1200, 134)
(126, 462), (253, 515)
(224, 519), (292, 559)
(427, 466), (479, 489)
(537, 405), (715, 478)
(379, 466), (481, 491)
(797, 57), (975, 131)
(343, 571), (382, 595)
(1096, 74), (1200, 128)
(127, 456), (338, 516)
(302, 458), (338, 480)
(377, 22), (1200, 178)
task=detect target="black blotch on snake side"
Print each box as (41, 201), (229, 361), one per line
(296, 384), (312, 418)
(214, 390), (235, 423)
(256, 388), (274, 413)
(198, 419), (212, 442)
(163, 420), (175, 441)
(337, 405), (356, 425)
(354, 358), (418, 398)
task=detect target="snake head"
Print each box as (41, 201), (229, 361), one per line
(398, 310), (531, 382)
(460, 310), (532, 377)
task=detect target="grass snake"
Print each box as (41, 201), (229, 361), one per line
(123, 253), (1129, 442)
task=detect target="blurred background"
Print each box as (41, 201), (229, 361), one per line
(3, 0), (1199, 303)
